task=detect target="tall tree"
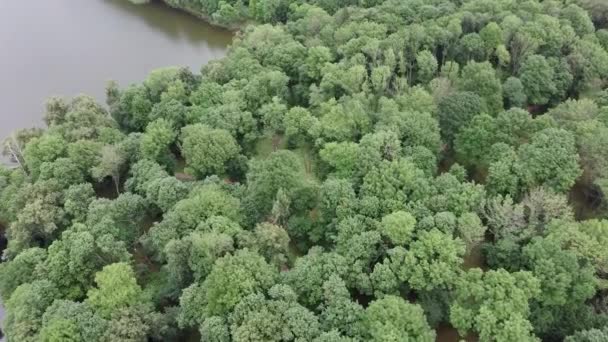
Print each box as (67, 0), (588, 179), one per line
(180, 124), (240, 178)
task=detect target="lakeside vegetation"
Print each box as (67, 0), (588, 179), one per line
(135, 0), (608, 31)
(2, 0), (608, 341)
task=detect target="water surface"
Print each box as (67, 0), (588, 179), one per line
(0, 0), (232, 140)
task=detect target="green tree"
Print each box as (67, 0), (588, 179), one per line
(480, 22), (504, 53)
(91, 145), (126, 196)
(0, 247), (46, 299)
(546, 219), (608, 275)
(3, 280), (60, 342)
(454, 114), (497, 167)
(450, 269), (541, 342)
(485, 145), (522, 197)
(200, 316), (230, 342)
(284, 247), (349, 308)
(144, 176), (189, 212)
(23, 134), (67, 179)
(85, 193), (148, 244)
(523, 237), (597, 338)
(40, 300), (108, 342)
(67, 140), (102, 177)
(87, 262), (144, 318)
(575, 120), (608, 184)
(39, 318), (81, 342)
(379, 211), (416, 246)
(184, 229), (237, 282)
(243, 150), (307, 224)
(38, 158), (85, 189)
(259, 97), (287, 134)
(124, 159), (169, 194)
(63, 183), (96, 223)
(38, 229), (130, 299)
(284, 106), (318, 145)
(43, 96), (69, 127)
(561, 4), (595, 37)
(519, 55), (556, 106)
(147, 184), (240, 256)
(250, 222), (290, 267)
(363, 295), (435, 341)
(503, 77), (527, 108)
(457, 212), (486, 251)
(565, 327), (608, 342)
(143, 66), (195, 102)
(458, 33), (486, 62)
(4, 180), (67, 257)
(150, 98), (188, 127)
(314, 331), (356, 342)
(570, 39), (608, 91)
(312, 179), (357, 244)
(319, 275), (364, 338)
(181, 124), (240, 178)
(389, 229), (465, 291)
(213, 2), (240, 27)
(316, 98), (370, 143)
(102, 306), (159, 342)
(109, 84), (153, 132)
(201, 249), (277, 316)
(459, 61), (503, 113)
(140, 118), (177, 163)
(230, 285), (321, 341)
(438, 92), (484, 144)
(305, 46), (333, 80)
(359, 158), (430, 217)
(415, 50), (438, 84)
(375, 99), (441, 153)
(425, 171), (486, 217)
(518, 128), (582, 193)
(357, 130), (402, 177)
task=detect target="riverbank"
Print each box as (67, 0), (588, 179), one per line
(159, 0), (247, 31)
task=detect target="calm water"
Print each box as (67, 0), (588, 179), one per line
(0, 0), (232, 336)
(0, 0), (232, 141)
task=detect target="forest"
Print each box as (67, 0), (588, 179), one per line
(2, 0), (608, 341)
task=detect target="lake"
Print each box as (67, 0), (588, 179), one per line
(0, 0), (232, 142)
(0, 0), (232, 337)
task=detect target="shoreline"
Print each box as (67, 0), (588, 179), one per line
(159, 0), (246, 32)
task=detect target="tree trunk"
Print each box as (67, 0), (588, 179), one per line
(113, 174), (120, 196)
(4, 137), (28, 176)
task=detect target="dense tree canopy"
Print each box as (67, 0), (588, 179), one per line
(3, 0), (608, 340)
